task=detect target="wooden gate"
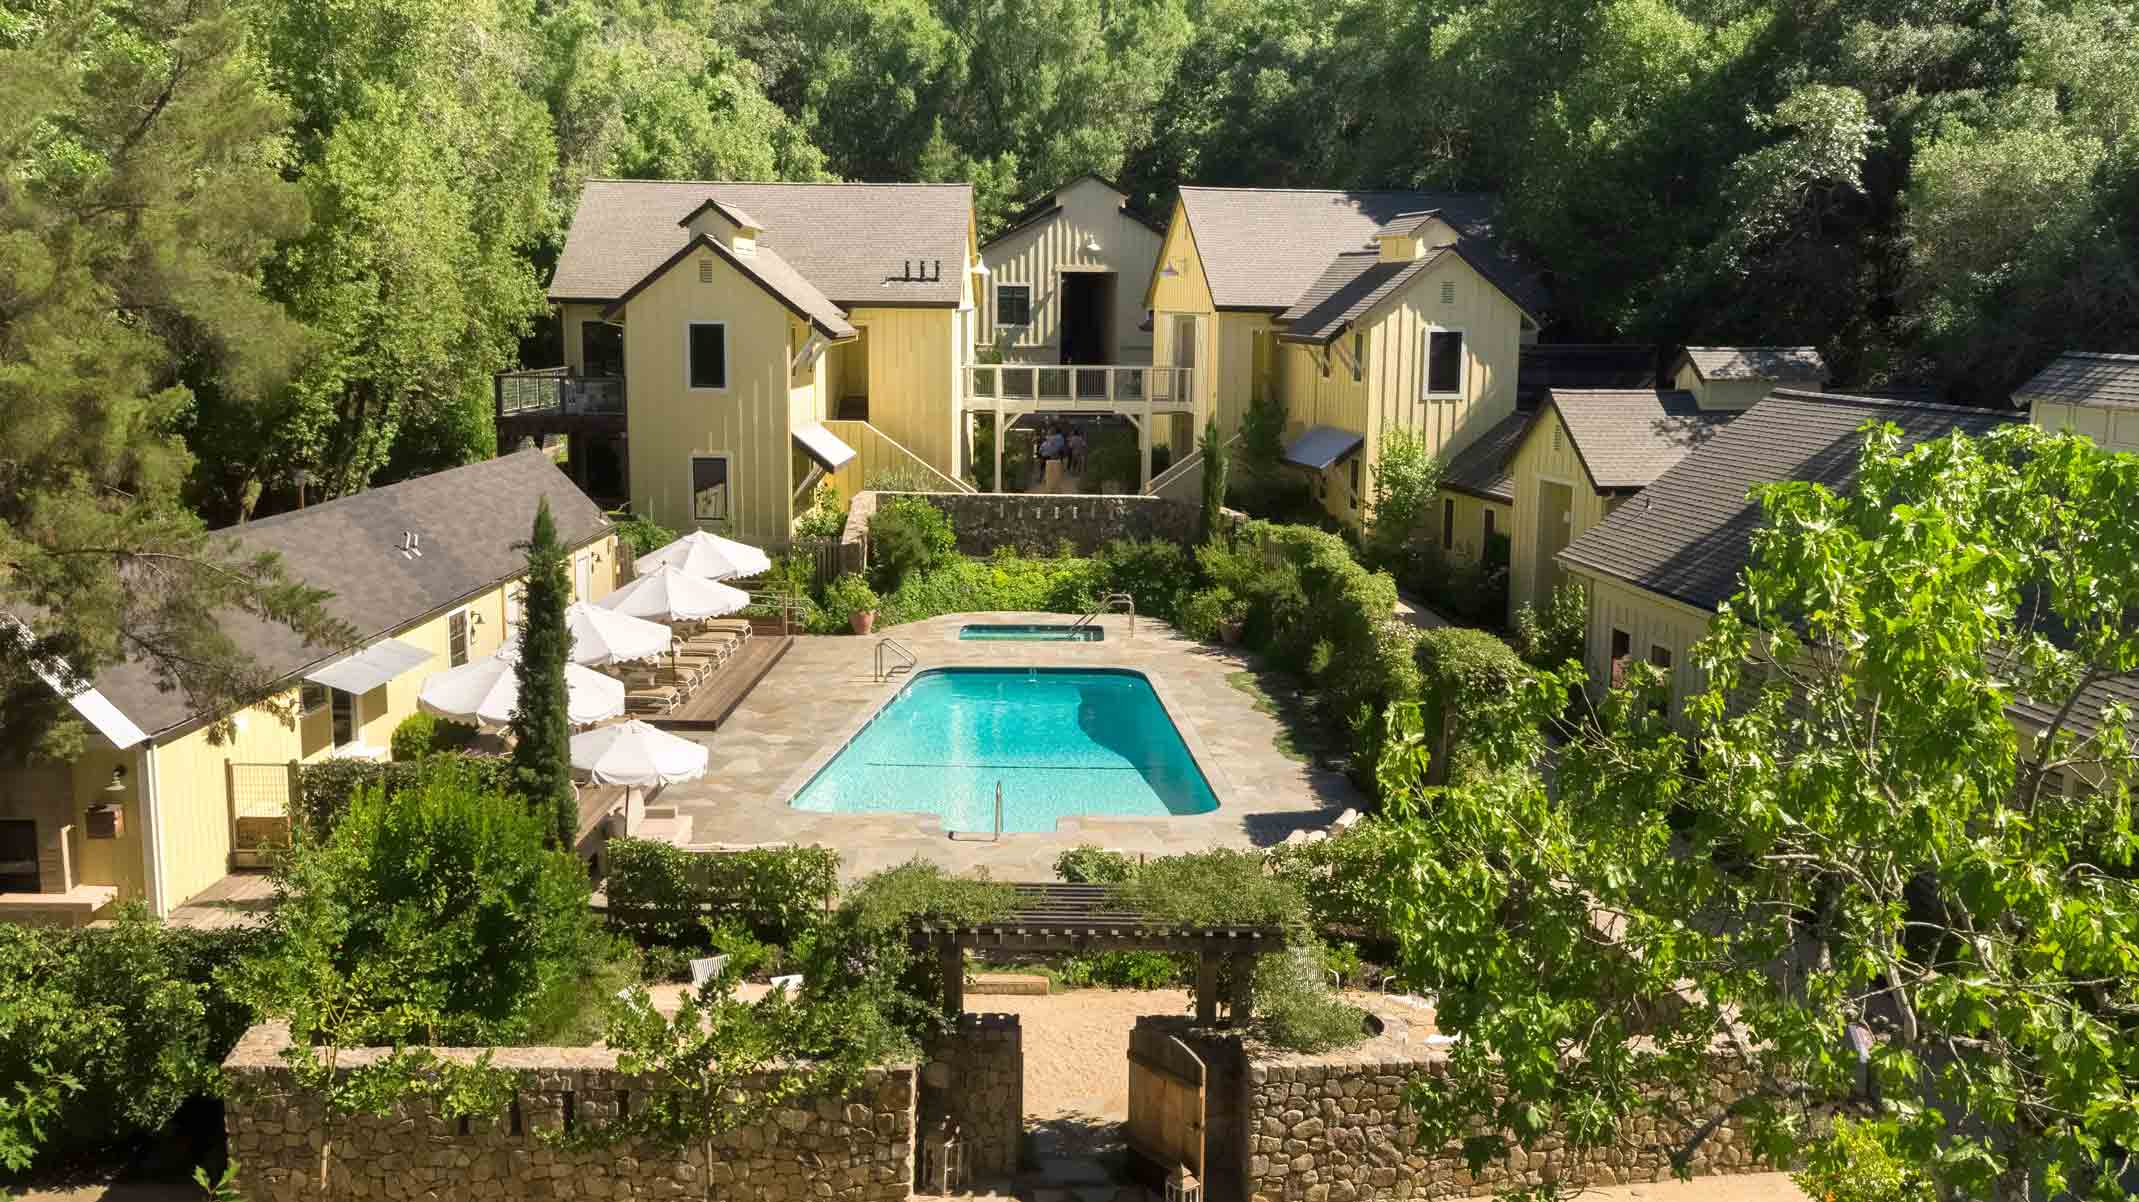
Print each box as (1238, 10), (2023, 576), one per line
(1126, 1030), (1205, 1187)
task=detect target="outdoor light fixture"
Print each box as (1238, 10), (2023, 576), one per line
(104, 766), (126, 793)
(1160, 261), (1181, 278)
(921, 1118), (965, 1195)
(1165, 1163), (1202, 1202)
(1082, 235), (1103, 254)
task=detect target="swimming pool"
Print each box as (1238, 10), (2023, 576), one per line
(958, 623), (1103, 642)
(790, 667), (1217, 832)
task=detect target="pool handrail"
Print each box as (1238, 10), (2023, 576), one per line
(948, 782), (1004, 843)
(875, 636), (916, 682)
(1072, 591), (1136, 637)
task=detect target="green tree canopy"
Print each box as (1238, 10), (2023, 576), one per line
(1379, 423), (2139, 1200)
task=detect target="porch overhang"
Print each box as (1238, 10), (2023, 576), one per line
(1281, 425), (1365, 472)
(302, 638), (432, 696)
(792, 422), (857, 472)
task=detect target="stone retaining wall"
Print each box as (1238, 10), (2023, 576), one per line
(1241, 1044), (1757, 1201)
(840, 491), (1201, 567)
(222, 1023), (916, 1201)
(919, 1013), (1023, 1183)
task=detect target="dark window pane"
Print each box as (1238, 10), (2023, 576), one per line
(331, 690), (355, 746)
(998, 285), (1031, 327)
(689, 324), (726, 389)
(1443, 499), (1455, 549)
(1426, 331), (1462, 394)
(692, 457), (730, 521)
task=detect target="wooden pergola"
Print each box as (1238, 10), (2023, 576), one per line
(911, 884), (1287, 1024)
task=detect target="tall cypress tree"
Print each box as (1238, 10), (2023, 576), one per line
(510, 498), (577, 847)
(1198, 416), (1229, 544)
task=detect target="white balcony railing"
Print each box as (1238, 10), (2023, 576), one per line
(963, 363), (1194, 411)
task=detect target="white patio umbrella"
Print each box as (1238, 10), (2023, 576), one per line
(418, 646), (626, 730)
(569, 720), (710, 788)
(634, 529), (772, 580)
(597, 564), (750, 622)
(564, 601), (672, 667)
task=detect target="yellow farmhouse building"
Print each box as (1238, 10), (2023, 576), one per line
(980, 175), (1165, 367)
(1145, 188), (1546, 526)
(516, 181), (984, 544)
(0, 451), (620, 925)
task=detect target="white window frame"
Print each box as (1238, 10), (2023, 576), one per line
(299, 681), (329, 714)
(995, 283), (1033, 334)
(689, 452), (733, 524)
(1421, 325), (1467, 400)
(685, 321), (729, 392)
(574, 553), (594, 602)
(447, 607), (472, 667)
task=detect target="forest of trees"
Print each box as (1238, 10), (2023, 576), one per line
(5, 0), (2138, 521)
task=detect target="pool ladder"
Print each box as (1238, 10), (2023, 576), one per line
(874, 637), (916, 683)
(949, 782), (1004, 843)
(1072, 591), (1136, 637)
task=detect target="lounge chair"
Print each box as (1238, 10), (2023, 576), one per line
(681, 631), (741, 658)
(626, 687), (679, 715)
(696, 618), (753, 641)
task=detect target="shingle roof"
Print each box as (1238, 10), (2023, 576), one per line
(1517, 344), (1660, 405)
(1176, 187), (1546, 316)
(1273, 251), (1445, 343)
(1441, 410), (1530, 503)
(90, 451), (612, 739)
(2013, 351), (2139, 409)
(605, 235), (856, 340)
(1557, 390), (2021, 614)
(1678, 346), (1827, 383)
(1376, 210), (1442, 238)
(550, 180), (972, 306)
(1540, 390), (1738, 492)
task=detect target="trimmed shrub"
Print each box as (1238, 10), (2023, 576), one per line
(1268, 819), (1402, 937)
(821, 573), (880, 630)
(867, 495), (958, 591)
(1056, 951), (1185, 990)
(1253, 942), (1370, 1052)
(1415, 626), (1545, 783)
(1054, 845), (1137, 884)
(390, 712), (439, 761)
(1511, 581), (1588, 670)
(604, 838), (841, 947)
(0, 907), (259, 1166)
(234, 758), (603, 1046)
(1177, 586), (1239, 641)
(877, 549), (1103, 627)
(295, 752), (510, 835)
(1092, 538), (1193, 626)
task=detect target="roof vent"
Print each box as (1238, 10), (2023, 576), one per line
(399, 531), (423, 559)
(1441, 281), (1456, 304)
(698, 258), (714, 284)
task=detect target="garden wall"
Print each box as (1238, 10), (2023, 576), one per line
(222, 1023), (916, 1202)
(919, 1013), (1023, 1180)
(841, 491), (1200, 566)
(1132, 1011), (1762, 1202)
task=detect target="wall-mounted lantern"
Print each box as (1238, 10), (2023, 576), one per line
(1165, 1164), (1201, 1202)
(922, 1118), (964, 1195)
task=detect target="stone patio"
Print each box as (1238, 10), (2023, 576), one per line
(654, 611), (1363, 879)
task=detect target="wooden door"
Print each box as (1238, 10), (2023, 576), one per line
(1127, 1033), (1205, 1184)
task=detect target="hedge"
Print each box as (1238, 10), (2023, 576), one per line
(603, 837), (841, 946)
(1414, 626), (1541, 784)
(295, 751), (511, 834)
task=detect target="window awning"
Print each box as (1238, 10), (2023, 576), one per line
(1281, 425), (1366, 472)
(792, 421), (857, 472)
(302, 638), (433, 696)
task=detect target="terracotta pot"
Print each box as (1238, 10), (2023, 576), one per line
(851, 609), (877, 635)
(1217, 618), (1244, 645)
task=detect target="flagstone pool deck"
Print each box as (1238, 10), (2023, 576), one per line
(655, 612), (1363, 879)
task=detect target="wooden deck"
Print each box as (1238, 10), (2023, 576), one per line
(166, 871), (277, 931)
(647, 634), (794, 731)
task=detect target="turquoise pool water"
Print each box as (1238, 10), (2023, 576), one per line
(790, 668), (1217, 832)
(958, 623), (1103, 642)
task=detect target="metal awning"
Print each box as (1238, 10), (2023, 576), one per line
(791, 421), (857, 472)
(302, 638), (433, 695)
(1281, 425), (1366, 471)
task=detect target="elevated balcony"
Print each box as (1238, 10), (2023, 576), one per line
(963, 363), (1194, 416)
(494, 368), (627, 443)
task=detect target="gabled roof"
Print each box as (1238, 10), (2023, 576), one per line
(87, 451), (612, 741)
(2013, 351), (2139, 409)
(550, 180), (972, 307)
(1533, 390), (1737, 492)
(604, 234), (856, 341)
(1440, 410), (1531, 503)
(1676, 346), (1827, 383)
(1174, 187), (1546, 315)
(1273, 250), (1446, 344)
(984, 174), (1167, 248)
(679, 197), (764, 232)
(1557, 390), (2021, 615)
(1375, 210), (1443, 238)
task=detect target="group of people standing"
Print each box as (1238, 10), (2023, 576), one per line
(1035, 423), (1088, 476)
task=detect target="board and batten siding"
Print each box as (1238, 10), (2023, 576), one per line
(1431, 490), (1511, 563)
(1569, 570), (1715, 723)
(2032, 399), (2139, 453)
(983, 178), (1162, 364)
(1506, 405), (1614, 620)
(119, 542), (619, 915)
(621, 249), (808, 544)
(849, 306), (961, 482)
(1147, 204), (1220, 426)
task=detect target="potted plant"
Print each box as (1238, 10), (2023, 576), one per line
(827, 573), (881, 635)
(1217, 595), (1248, 645)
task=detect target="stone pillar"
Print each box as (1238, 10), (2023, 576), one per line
(920, 1014), (1024, 1184)
(940, 942), (965, 1017)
